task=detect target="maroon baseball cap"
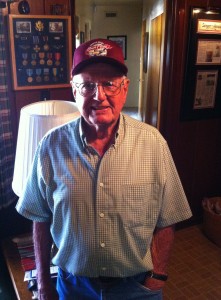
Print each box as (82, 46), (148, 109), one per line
(71, 38), (128, 76)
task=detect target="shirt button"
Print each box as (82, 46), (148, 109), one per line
(99, 212), (105, 218)
(99, 182), (104, 187)
(100, 242), (105, 248)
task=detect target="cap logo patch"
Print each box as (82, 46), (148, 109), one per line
(85, 41), (112, 57)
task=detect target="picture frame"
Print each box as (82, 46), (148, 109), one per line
(197, 19), (221, 35)
(50, 4), (66, 15)
(180, 9), (221, 121)
(193, 70), (218, 109)
(80, 31), (85, 44)
(143, 32), (149, 73)
(107, 35), (127, 60)
(8, 14), (72, 91)
(196, 40), (221, 65)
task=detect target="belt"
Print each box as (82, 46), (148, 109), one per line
(98, 271), (152, 282)
(91, 271), (152, 285)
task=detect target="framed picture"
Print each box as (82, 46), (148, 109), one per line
(180, 9), (221, 120)
(196, 40), (221, 65)
(16, 21), (31, 33)
(80, 31), (85, 44)
(143, 32), (149, 73)
(50, 4), (67, 15)
(193, 70), (218, 109)
(107, 35), (127, 60)
(49, 21), (63, 33)
(197, 19), (221, 34)
(8, 14), (72, 91)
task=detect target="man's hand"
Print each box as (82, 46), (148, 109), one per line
(144, 276), (165, 291)
(144, 225), (175, 291)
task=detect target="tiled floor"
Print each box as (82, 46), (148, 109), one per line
(163, 225), (221, 300)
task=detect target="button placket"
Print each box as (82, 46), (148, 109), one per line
(96, 159), (111, 266)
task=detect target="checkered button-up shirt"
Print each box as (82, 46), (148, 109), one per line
(16, 114), (192, 277)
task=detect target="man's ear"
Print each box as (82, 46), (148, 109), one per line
(123, 78), (130, 92)
(72, 87), (77, 98)
(125, 78), (130, 86)
(70, 80), (77, 98)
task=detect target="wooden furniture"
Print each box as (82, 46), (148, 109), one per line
(203, 197), (221, 247)
(1, 237), (33, 300)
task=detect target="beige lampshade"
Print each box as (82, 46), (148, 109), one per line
(12, 100), (80, 197)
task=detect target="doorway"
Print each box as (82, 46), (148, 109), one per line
(145, 13), (164, 128)
(75, 0), (142, 115)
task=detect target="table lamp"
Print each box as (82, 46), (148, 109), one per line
(12, 100), (80, 197)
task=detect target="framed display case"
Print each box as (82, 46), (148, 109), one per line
(180, 9), (221, 121)
(8, 15), (72, 90)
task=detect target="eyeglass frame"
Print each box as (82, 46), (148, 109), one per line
(70, 77), (127, 97)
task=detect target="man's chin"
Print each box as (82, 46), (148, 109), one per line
(89, 115), (115, 126)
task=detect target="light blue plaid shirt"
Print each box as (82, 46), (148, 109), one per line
(16, 114), (192, 277)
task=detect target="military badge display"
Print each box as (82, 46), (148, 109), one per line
(9, 15), (71, 89)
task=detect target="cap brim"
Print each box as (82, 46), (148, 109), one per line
(71, 56), (128, 76)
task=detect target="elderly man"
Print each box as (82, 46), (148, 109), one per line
(16, 38), (192, 300)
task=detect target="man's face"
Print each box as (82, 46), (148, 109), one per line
(71, 63), (129, 129)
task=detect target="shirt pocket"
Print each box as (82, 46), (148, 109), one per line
(120, 184), (160, 228)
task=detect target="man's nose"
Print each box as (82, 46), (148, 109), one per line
(93, 85), (106, 101)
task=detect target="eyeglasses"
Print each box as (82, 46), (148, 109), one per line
(70, 79), (125, 97)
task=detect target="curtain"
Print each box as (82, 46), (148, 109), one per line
(0, 9), (17, 208)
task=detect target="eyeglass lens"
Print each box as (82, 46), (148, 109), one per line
(75, 80), (124, 97)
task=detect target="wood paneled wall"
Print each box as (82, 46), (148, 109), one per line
(160, 0), (221, 226)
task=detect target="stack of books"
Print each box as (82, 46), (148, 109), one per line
(12, 234), (58, 299)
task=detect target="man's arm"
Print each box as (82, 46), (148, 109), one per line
(33, 221), (58, 300)
(144, 225), (175, 290)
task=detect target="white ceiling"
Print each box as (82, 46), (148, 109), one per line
(76, 0), (143, 12)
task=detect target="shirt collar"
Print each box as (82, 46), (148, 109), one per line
(79, 117), (87, 148)
(78, 114), (125, 149)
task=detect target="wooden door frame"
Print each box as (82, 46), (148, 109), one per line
(144, 13), (164, 128)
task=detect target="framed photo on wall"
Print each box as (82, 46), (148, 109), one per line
(197, 19), (221, 34)
(107, 35), (127, 60)
(196, 40), (221, 65)
(143, 32), (149, 73)
(193, 70), (218, 109)
(8, 14), (72, 91)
